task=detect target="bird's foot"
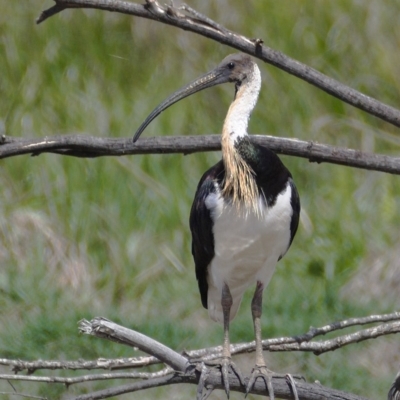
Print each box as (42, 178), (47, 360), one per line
(246, 365), (275, 399)
(246, 365), (303, 400)
(195, 361), (214, 400)
(219, 356), (245, 398)
(195, 357), (245, 399)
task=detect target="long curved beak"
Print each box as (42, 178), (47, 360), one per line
(133, 68), (230, 142)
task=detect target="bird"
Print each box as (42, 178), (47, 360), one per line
(133, 53), (300, 399)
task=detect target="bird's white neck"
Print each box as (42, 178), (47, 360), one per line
(220, 63), (262, 212)
(222, 63), (261, 145)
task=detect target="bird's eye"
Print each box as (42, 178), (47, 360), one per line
(227, 62), (235, 69)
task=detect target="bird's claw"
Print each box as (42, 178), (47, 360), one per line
(220, 356), (245, 398)
(196, 357), (244, 399)
(246, 367), (304, 400)
(246, 365), (276, 399)
(286, 373), (301, 400)
(196, 362), (214, 400)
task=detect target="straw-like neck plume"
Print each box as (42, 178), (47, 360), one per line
(221, 62), (262, 212)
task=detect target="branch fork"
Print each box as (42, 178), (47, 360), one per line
(1, 313), (399, 398)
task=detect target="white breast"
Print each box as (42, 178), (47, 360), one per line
(205, 183), (293, 323)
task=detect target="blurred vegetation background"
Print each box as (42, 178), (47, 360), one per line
(0, 1), (399, 399)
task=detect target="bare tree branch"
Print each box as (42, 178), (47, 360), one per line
(267, 321), (400, 356)
(36, 3), (66, 21)
(294, 311), (400, 341)
(70, 313), (400, 400)
(2, 312), (399, 373)
(37, 0), (400, 130)
(0, 356), (160, 374)
(69, 371), (369, 400)
(1, 134), (400, 175)
(0, 369), (172, 385)
(73, 315), (399, 399)
(79, 318), (189, 373)
(0, 393), (47, 400)
(78, 316), (400, 362)
(195, 312), (400, 360)
(1, 313), (398, 399)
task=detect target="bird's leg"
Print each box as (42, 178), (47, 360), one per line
(246, 281), (277, 399)
(195, 283), (244, 400)
(220, 283), (232, 396)
(246, 281), (302, 400)
(219, 282), (244, 398)
(221, 282), (232, 358)
(252, 281), (265, 366)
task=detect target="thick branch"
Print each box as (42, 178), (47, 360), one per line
(70, 371), (368, 400)
(1, 134), (400, 175)
(79, 318), (189, 373)
(37, 0), (400, 130)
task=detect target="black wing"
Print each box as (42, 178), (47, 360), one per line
(189, 160), (225, 309)
(288, 177), (300, 247)
(388, 371), (400, 400)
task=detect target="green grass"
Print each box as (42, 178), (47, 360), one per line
(1, 1), (400, 399)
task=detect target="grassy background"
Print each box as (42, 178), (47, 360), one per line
(1, 1), (400, 399)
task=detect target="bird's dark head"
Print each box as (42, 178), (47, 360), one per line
(133, 53), (257, 142)
(215, 53), (255, 92)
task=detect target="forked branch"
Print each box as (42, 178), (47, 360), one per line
(1, 313), (399, 399)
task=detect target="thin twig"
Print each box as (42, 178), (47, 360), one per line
(294, 311), (400, 342)
(0, 368), (172, 385)
(178, 3), (230, 34)
(0, 393), (47, 400)
(36, 3), (66, 23)
(0, 356), (160, 374)
(267, 321), (400, 356)
(190, 320), (400, 360)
